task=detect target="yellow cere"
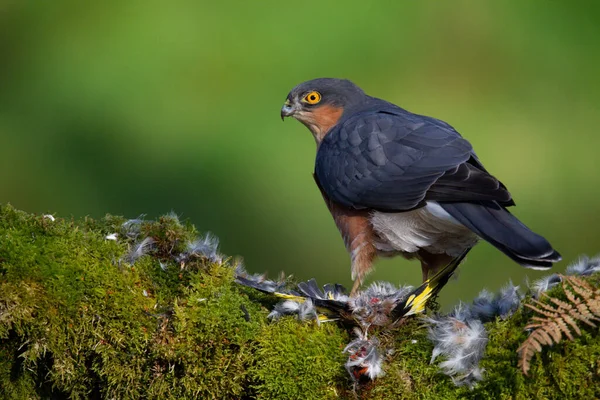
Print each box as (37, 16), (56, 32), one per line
(303, 91), (321, 104)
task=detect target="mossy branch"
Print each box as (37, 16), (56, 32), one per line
(1, 204), (599, 399)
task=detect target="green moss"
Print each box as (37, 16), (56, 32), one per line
(250, 317), (348, 400)
(0, 204), (262, 399)
(1, 203), (599, 399)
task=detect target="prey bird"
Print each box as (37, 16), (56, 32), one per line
(281, 78), (561, 295)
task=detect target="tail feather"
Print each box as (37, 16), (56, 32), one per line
(440, 202), (561, 269)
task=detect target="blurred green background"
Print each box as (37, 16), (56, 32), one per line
(1, 1), (599, 308)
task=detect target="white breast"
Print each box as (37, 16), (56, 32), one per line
(369, 202), (478, 257)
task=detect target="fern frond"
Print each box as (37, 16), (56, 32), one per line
(560, 314), (579, 338)
(518, 274), (600, 375)
(566, 276), (595, 299)
(547, 296), (571, 311)
(525, 298), (559, 316)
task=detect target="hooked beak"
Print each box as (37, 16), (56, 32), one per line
(281, 99), (297, 121)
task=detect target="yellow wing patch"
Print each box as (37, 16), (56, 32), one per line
(403, 283), (434, 316)
(273, 292), (306, 301)
(273, 291), (339, 322)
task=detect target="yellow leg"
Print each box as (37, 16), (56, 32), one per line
(350, 279), (362, 297)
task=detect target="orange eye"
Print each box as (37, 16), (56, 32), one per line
(303, 91), (321, 105)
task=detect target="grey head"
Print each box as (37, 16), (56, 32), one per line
(281, 78), (368, 120)
(281, 78), (371, 142)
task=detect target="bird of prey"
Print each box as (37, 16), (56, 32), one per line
(281, 78), (561, 295)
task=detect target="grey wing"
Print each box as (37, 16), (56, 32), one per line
(315, 110), (512, 212)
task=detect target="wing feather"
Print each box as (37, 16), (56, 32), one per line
(315, 106), (512, 211)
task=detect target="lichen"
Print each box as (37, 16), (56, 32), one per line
(1, 204), (599, 399)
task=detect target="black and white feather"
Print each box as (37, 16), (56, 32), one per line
(122, 217), (145, 239)
(176, 233), (222, 264)
(566, 254), (600, 276)
(427, 314), (487, 388)
(125, 237), (155, 264)
(234, 264), (290, 295)
(268, 299), (319, 322)
(531, 273), (562, 299)
(344, 328), (385, 381)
